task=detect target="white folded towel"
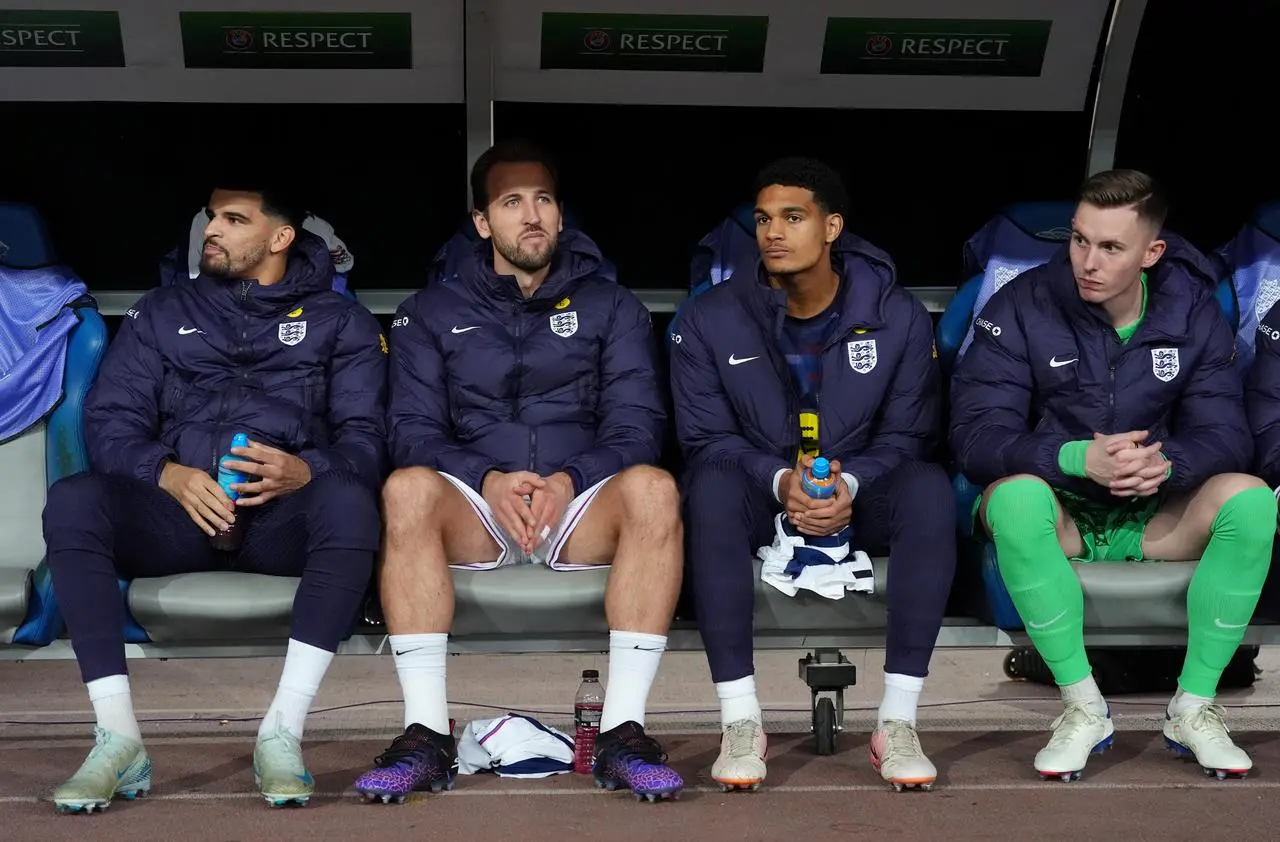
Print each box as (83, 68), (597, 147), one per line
(757, 513), (874, 599)
(457, 713), (575, 778)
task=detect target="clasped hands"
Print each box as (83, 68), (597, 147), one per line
(778, 455), (853, 537)
(1085, 430), (1170, 498)
(482, 469), (576, 554)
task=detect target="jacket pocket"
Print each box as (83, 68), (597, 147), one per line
(159, 374), (196, 422)
(300, 372), (328, 418)
(577, 373), (599, 419)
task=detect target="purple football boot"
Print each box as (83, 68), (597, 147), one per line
(592, 721), (683, 801)
(354, 722), (458, 804)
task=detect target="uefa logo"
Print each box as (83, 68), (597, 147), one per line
(582, 30), (610, 51)
(865, 34), (892, 56)
(225, 28), (254, 51)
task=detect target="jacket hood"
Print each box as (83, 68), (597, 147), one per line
(462, 227), (606, 301)
(1049, 230), (1223, 340)
(191, 227), (334, 314)
(738, 230), (901, 333)
(271, 227), (336, 298)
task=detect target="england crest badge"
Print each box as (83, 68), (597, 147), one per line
(847, 339), (877, 374)
(550, 311), (578, 338)
(278, 320), (307, 346)
(1151, 347), (1179, 382)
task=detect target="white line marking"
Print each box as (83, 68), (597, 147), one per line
(2, 779), (1276, 805)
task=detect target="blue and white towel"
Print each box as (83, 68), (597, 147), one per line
(757, 513), (874, 599)
(457, 713), (575, 778)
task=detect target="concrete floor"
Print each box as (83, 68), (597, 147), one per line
(4, 647), (1280, 840)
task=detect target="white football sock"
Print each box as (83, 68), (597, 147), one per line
(259, 639), (333, 741)
(391, 633), (451, 734)
(716, 675), (762, 727)
(878, 673), (924, 727)
(600, 630), (666, 732)
(87, 674), (142, 742)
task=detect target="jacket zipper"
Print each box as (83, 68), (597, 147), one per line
(768, 309), (803, 461)
(211, 282), (250, 471)
(512, 301), (535, 472)
(1108, 361), (1116, 430)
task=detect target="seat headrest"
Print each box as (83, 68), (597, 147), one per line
(1252, 201), (1280, 241)
(0, 202), (56, 268)
(729, 202), (756, 234)
(998, 201), (1076, 243)
(561, 206), (585, 232)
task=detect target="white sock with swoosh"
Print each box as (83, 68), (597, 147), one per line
(392, 633), (450, 733)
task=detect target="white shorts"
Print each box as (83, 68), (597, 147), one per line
(439, 472), (614, 571)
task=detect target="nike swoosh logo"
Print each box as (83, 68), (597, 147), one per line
(729, 355), (759, 366)
(1049, 356), (1078, 367)
(393, 647), (423, 656)
(178, 326), (200, 335)
(1027, 609), (1068, 629)
(452, 326), (481, 334)
(1214, 618), (1249, 629)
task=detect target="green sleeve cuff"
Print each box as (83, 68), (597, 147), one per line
(1058, 440), (1090, 478)
(1161, 451), (1172, 479)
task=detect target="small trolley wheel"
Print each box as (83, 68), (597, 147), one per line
(1003, 649), (1021, 679)
(813, 697), (837, 755)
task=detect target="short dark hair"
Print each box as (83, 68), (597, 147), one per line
(470, 139), (560, 211)
(210, 180), (305, 230)
(1077, 168), (1168, 231)
(751, 157), (849, 218)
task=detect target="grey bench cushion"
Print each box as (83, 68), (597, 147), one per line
(1075, 559), (1198, 628)
(0, 425), (47, 644)
(120, 554), (1219, 643)
(0, 568), (32, 643)
(452, 564), (611, 636)
(124, 557), (894, 642)
(128, 572), (299, 642)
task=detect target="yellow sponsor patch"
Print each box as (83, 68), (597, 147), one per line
(287, 307), (303, 318)
(555, 297), (571, 309)
(797, 412), (820, 462)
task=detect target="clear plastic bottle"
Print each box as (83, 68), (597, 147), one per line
(573, 669), (604, 774)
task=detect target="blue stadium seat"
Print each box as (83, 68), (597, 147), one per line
(937, 201), (1075, 373)
(670, 203), (757, 351)
(688, 202), (757, 292)
(14, 303), (110, 645)
(939, 204), (1241, 631)
(1213, 200), (1279, 373)
(937, 201), (1080, 584)
(0, 201), (57, 269)
(0, 263), (108, 646)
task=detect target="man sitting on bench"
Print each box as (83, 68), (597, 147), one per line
(951, 168), (1275, 781)
(41, 180), (388, 812)
(668, 157), (956, 792)
(360, 139), (684, 803)
(1245, 300), (1280, 604)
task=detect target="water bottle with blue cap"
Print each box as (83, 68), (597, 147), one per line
(800, 456), (838, 500)
(210, 432), (251, 552)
